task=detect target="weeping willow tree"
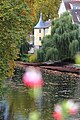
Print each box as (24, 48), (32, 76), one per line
(37, 12), (80, 62)
(45, 47), (59, 61)
(69, 40), (80, 57)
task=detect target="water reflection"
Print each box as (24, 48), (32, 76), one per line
(8, 89), (37, 120)
(0, 68), (80, 120)
(0, 101), (9, 120)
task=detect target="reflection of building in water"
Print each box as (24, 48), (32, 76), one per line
(34, 13), (51, 50)
(0, 101), (9, 120)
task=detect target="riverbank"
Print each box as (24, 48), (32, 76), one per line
(16, 61), (80, 75)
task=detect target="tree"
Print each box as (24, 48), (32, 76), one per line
(37, 12), (80, 62)
(0, 0), (34, 80)
(20, 38), (30, 54)
(69, 40), (80, 57)
(34, 0), (61, 21)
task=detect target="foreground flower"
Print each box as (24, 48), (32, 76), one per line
(53, 104), (63, 120)
(53, 100), (79, 120)
(23, 67), (44, 88)
(66, 100), (79, 115)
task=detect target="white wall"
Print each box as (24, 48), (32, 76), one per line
(58, 0), (66, 17)
(34, 28), (45, 47)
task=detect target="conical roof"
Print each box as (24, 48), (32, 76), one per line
(34, 13), (45, 29)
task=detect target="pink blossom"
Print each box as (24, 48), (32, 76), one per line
(23, 67), (44, 88)
(68, 103), (79, 115)
(53, 112), (62, 120)
(66, 100), (79, 115)
(53, 104), (62, 120)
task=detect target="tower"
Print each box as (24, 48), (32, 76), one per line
(34, 13), (51, 50)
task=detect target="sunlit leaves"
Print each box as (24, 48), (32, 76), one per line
(75, 53), (80, 64)
(0, 0), (34, 80)
(34, 0), (61, 21)
(69, 40), (79, 57)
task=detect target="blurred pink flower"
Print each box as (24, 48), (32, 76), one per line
(23, 67), (44, 88)
(66, 100), (79, 115)
(53, 100), (79, 120)
(53, 112), (62, 120)
(53, 104), (62, 120)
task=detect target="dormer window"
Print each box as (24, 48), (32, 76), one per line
(39, 29), (41, 33)
(69, 3), (80, 10)
(73, 5), (80, 9)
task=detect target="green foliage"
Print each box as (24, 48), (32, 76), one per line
(20, 54), (30, 62)
(45, 47), (59, 61)
(69, 40), (79, 57)
(38, 12), (80, 62)
(75, 53), (80, 64)
(0, 0), (34, 80)
(20, 38), (30, 54)
(37, 50), (44, 62)
(34, 0), (61, 20)
(29, 54), (37, 63)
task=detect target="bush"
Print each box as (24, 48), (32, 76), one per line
(29, 54), (37, 63)
(37, 50), (44, 62)
(20, 54), (29, 62)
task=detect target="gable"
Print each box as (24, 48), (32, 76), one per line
(58, 0), (80, 24)
(58, 0), (67, 17)
(63, 0), (80, 10)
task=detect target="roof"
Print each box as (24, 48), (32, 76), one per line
(62, 0), (80, 24)
(70, 9), (80, 24)
(34, 13), (51, 29)
(63, 0), (80, 10)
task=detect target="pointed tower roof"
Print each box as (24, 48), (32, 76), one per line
(34, 13), (46, 29)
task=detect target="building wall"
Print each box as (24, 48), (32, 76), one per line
(58, 0), (66, 17)
(34, 28), (45, 47)
(34, 26), (51, 49)
(45, 26), (51, 36)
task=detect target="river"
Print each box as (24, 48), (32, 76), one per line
(0, 67), (80, 120)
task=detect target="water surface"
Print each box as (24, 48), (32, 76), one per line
(0, 68), (80, 120)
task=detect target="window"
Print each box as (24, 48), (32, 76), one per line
(45, 29), (48, 33)
(39, 37), (41, 40)
(70, 3), (80, 10)
(73, 4), (80, 10)
(39, 29), (41, 33)
(39, 46), (42, 49)
(73, 5), (78, 9)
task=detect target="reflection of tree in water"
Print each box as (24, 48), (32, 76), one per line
(7, 89), (37, 120)
(0, 68), (38, 120)
(0, 101), (9, 120)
